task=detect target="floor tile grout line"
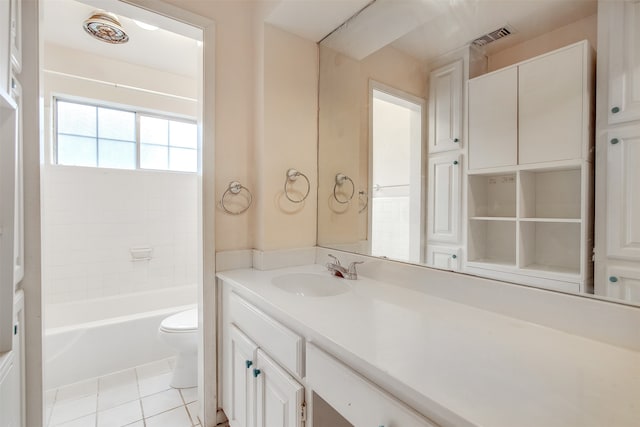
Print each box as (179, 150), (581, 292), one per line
(134, 367), (147, 427)
(94, 373), (100, 427)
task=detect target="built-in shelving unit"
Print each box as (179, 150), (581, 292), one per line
(467, 165), (589, 289)
(465, 41), (593, 293)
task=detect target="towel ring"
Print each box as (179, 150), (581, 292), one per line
(284, 168), (310, 203)
(220, 181), (252, 215)
(333, 173), (355, 204)
(358, 190), (368, 213)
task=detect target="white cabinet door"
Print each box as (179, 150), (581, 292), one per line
(0, 358), (19, 427)
(228, 326), (258, 427)
(12, 75), (23, 286)
(606, 126), (640, 260)
(0, 0), (10, 98)
(9, 0), (21, 73)
(607, 0), (640, 124)
(428, 60), (462, 153)
(604, 266), (640, 303)
(519, 44), (585, 164)
(427, 153), (461, 243)
(255, 349), (304, 427)
(426, 245), (460, 271)
(468, 67), (518, 170)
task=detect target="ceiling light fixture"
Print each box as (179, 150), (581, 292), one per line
(83, 10), (129, 44)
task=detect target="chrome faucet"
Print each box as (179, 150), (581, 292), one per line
(326, 254), (363, 280)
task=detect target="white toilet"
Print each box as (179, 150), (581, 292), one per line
(158, 308), (198, 389)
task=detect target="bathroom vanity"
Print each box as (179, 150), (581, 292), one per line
(217, 262), (640, 427)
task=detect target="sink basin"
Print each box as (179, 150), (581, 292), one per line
(271, 273), (350, 297)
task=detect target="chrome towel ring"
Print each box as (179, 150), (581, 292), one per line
(358, 190), (368, 213)
(284, 168), (310, 203)
(220, 181), (252, 215)
(333, 173), (355, 204)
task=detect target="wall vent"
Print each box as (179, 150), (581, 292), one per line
(471, 26), (514, 47)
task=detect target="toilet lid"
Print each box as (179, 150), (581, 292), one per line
(160, 308), (197, 332)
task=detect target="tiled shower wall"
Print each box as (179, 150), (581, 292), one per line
(43, 166), (197, 304)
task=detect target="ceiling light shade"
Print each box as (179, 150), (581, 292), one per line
(83, 10), (129, 44)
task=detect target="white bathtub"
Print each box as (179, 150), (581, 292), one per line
(45, 285), (197, 390)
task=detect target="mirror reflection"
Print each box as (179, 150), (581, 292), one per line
(318, 0), (640, 306)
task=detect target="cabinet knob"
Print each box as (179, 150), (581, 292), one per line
(453, 160), (459, 165)
(453, 138), (459, 143)
(253, 368), (261, 378)
(609, 276), (619, 283)
(245, 360), (253, 369)
(610, 138), (620, 145)
(452, 254), (457, 259)
(611, 106), (620, 114)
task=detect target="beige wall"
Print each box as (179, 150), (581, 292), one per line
(317, 44), (427, 246)
(257, 24), (318, 250)
(159, 1), (319, 253)
(488, 14), (597, 71)
(158, 0), (257, 253)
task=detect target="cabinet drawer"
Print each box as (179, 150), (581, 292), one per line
(229, 292), (303, 378)
(306, 343), (438, 427)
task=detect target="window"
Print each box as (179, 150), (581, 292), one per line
(55, 99), (198, 172)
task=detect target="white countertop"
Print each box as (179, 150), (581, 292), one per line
(217, 264), (640, 427)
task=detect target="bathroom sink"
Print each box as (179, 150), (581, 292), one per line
(271, 273), (350, 297)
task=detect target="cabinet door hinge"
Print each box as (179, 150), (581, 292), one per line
(300, 401), (307, 422)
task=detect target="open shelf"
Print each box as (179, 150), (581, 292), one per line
(468, 173), (516, 218)
(468, 220), (516, 267)
(470, 216), (516, 221)
(519, 218), (581, 223)
(465, 164), (590, 288)
(518, 221), (581, 276)
(519, 168), (581, 219)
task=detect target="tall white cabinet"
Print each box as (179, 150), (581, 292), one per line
(595, 0), (640, 303)
(0, 1), (25, 426)
(426, 47), (486, 271)
(466, 41), (594, 293)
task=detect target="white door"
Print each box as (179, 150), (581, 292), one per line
(468, 67), (518, 170)
(228, 326), (258, 427)
(255, 349), (304, 427)
(607, 0), (640, 124)
(427, 153), (461, 243)
(605, 266), (640, 303)
(428, 60), (462, 153)
(606, 126), (640, 260)
(519, 43), (584, 164)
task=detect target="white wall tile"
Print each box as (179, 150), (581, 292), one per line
(43, 167), (198, 304)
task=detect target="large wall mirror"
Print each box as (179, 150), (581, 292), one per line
(317, 0), (640, 307)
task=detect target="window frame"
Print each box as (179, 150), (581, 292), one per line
(53, 96), (198, 173)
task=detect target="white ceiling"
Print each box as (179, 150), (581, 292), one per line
(43, 0), (598, 79)
(392, 0), (598, 62)
(43, 0), (201, 78)
(265, 0), (373, 42)
(318, 0), (597, 63)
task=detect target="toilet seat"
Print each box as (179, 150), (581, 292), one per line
(160, 308), (197, 333)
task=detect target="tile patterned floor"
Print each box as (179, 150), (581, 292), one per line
(45, 359), (202, 427)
